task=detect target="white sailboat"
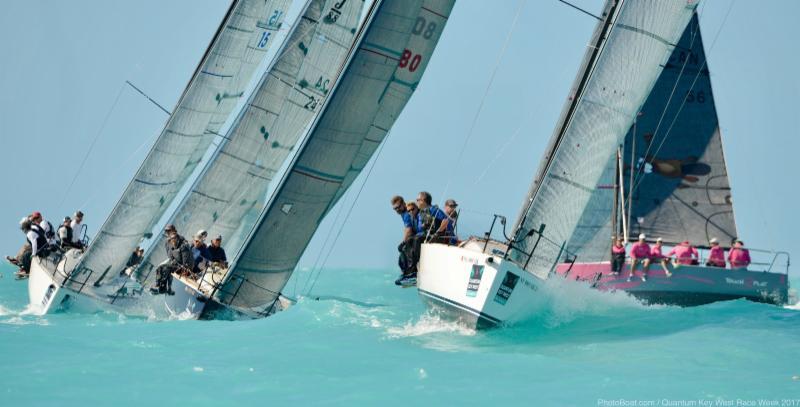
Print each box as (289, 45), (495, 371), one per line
(28, 0), (296, 315)
(417, 0), (700, 328)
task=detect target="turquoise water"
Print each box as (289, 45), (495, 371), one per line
(1, 263), (799, 406)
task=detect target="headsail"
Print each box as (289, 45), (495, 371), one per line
(75, 0), (293, 286)
(218, 0), (456, 313)
(139, 0), (363, 280)
(623, 14), (737, 246)
(511, 0), (698, 276)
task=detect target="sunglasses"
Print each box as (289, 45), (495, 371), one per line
(393, 205), (403, 211)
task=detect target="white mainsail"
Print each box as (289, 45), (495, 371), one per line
(512, 0), (698, 276)
(73, 0), (293, 286)
(217, 0), (456, 314)
(139, 0), (364, 280)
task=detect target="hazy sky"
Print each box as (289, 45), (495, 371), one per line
(1, 0), (798, 277)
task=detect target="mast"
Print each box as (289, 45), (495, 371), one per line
(617, 146), (629, 243)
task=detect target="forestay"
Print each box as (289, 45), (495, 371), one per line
(219, 0), (456, 313)
(623, 14), (737, 246)
(511, 0), (698, 276)
(140, 0), (363, 279)
(74, 0), (293, 287)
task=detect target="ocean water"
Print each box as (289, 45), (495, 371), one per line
(1, 263), (799, 406)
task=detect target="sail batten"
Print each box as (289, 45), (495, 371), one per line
(512, 0), (698, 276)
(75, 0), (295, 288)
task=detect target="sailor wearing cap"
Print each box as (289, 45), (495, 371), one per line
(57, 216), (75, 249)
(207, 235), (228, 268)
(706, 238), (726, 268)
(442, 199), (459, 245)
(649, 237), (672, 277)
(70, 211), (85, 249)
(150, 224), (193, 295)
(629, 233), (651, 282)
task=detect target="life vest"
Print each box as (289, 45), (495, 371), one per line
(419, 206), (443, 237)
(29, 224), (49, 252)
(58, 225), (73, 246)
(44, 221), (55, 240)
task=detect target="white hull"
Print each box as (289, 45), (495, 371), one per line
(27, 250), (83, 315)
(417, 241), (543, 329)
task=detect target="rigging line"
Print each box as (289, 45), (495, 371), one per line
(77, 129), (161, 211)
(438, 0), (526, 201)
(124, 81), (172, 116)
(304, 131), (392, 297)
(630, 0), (736, 196)
(58, 82), (127, 210)
(556, 0), (602, 20)
(472, 108), (530, 186)
(295, 184), (348, 297)
(630, 24), (699, 183)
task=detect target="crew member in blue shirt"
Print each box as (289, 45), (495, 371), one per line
(391, 195), (418, 286)
(416, 191), (447, 241)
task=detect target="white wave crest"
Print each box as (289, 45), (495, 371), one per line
(386, 311), (476, 338)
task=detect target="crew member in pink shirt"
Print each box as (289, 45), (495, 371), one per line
(706, 238), (726, 268)
(628, 233), (651, 282)
(610, 237), (626, 275)
(668, 241), (699, 265)
(650, 237), (672, 277)
(728, 240), (751, 269)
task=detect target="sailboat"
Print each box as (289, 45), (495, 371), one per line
(551, 14), (790, 307)
(417, 0), (706, 329)
(27, 0), (299, 315)
(29, 0), (456, 320)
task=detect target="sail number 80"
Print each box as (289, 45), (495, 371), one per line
(398, 49), (422, 72)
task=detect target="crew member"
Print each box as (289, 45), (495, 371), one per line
(442, 199), (459, 245)
(650, 237), (672, 277)
(610, 237), (625, 275)
(207, 235), (228, 268)
(668, 241), (699, 265)
(728, 240), (751, 269)
(390, 195), (417, 286)
(150, 224), (193, 295)
(57, 216), (75, 249)
(70, 211), (85, 249)
(706, 238), (726, 268)
(191, 234), (211, 278)
(416, 191), (447, 242)
(628, 234), (650, 282)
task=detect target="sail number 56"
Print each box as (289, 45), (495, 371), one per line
(398, 49), (422, 72)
